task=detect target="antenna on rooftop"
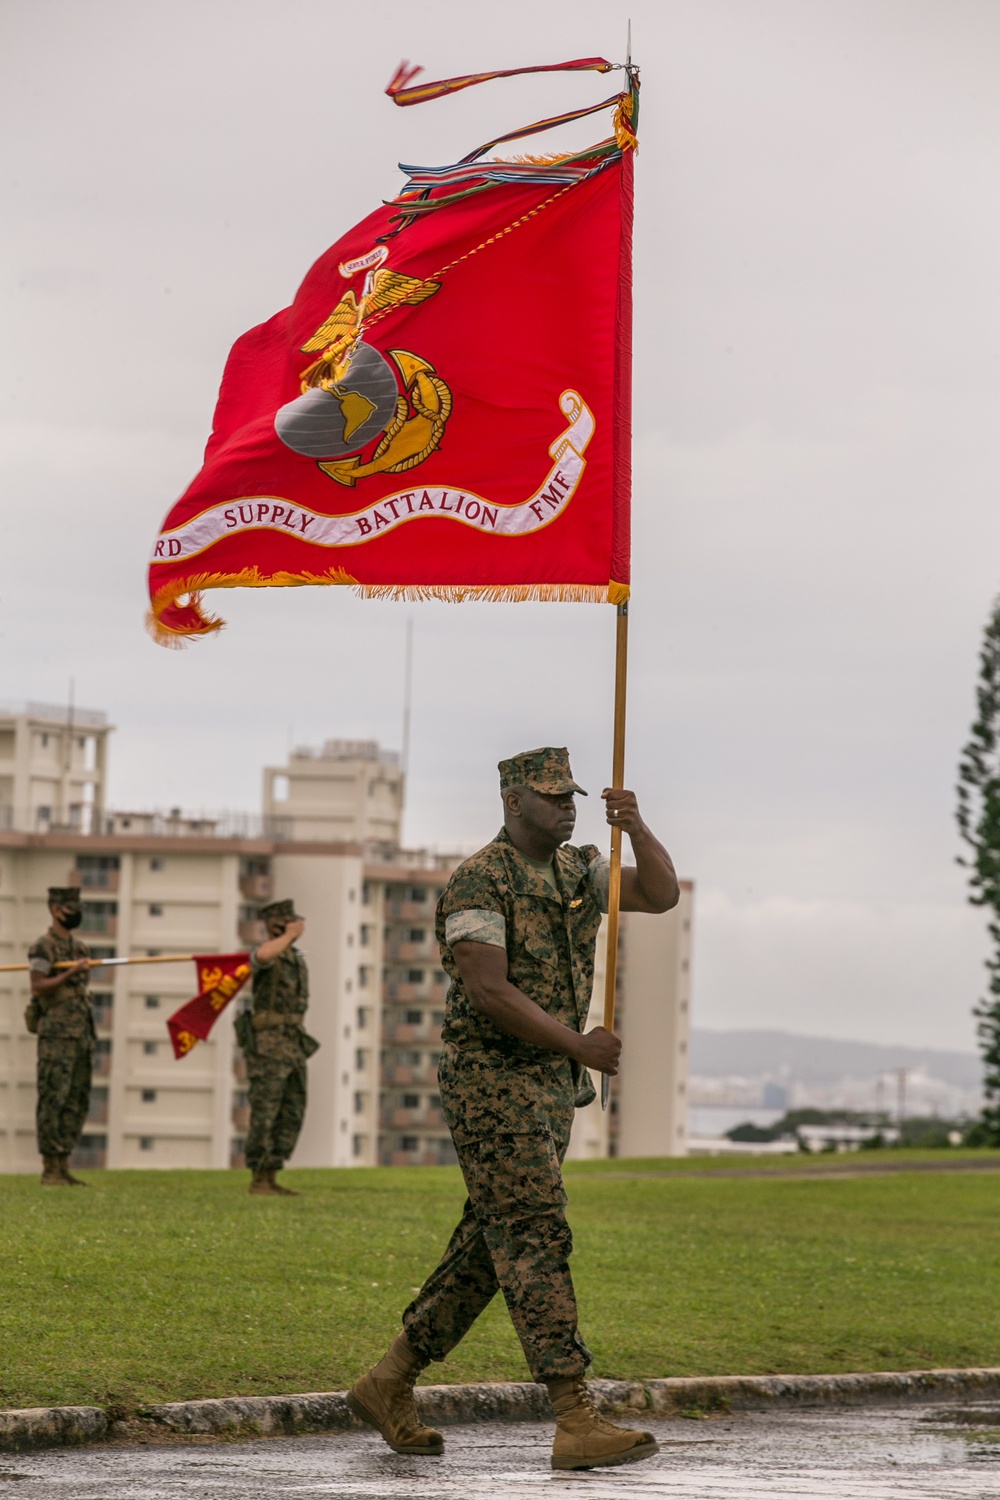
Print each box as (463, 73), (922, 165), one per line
(401, 617), (414, 781)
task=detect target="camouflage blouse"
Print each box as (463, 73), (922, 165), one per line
(435, 828), (607, 1142)
(249, 945), (309, 1017)
(27, 929), (94, 1042)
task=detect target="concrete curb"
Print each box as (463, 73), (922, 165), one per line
(3, 1368), (1000, 1452)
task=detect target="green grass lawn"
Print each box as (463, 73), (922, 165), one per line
(2, 1156), (1000, 1413)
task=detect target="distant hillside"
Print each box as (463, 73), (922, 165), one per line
(690, 1028), (980, 1088)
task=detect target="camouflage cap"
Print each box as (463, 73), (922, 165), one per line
(258, 897), (303, 923)
(498, 746), (587, 796)
(47, 886), (81, 906)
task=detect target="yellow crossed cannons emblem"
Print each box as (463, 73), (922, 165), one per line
(273, 254), (452, 488)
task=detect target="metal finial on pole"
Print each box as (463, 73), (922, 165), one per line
(601, 599), (629, 1109)
(626, 18), (632, 68)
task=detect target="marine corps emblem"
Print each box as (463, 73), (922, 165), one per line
(274, 246), (452, 488)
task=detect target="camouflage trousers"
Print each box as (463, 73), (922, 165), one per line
(245, 1054), (307, 1172)
(403, 1125), (591, 1382)
(36, 1037), (93, 1158)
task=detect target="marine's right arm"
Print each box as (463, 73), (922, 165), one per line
(451, 939), (622, 1075)
(253, 919), (305, 967)
(28, 945), (88, 1000)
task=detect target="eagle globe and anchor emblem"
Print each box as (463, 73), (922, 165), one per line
(274, 247), (452, 487)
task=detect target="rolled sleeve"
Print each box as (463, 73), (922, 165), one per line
(588, 855), (611, 914)
(445, 909), (507, 949)
(28, 955), (52, 976)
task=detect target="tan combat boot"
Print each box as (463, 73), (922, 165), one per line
(268, 1170), (298, 1197)
(40, 1156), (67, 1186)
(249, 1169), (281, 1195)
(347, 1332), (444, 1455)
(58, 1156), (87, 1186)
(547, 1377), (659, 1471)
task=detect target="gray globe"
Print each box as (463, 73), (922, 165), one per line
(274, 342), (400, 459)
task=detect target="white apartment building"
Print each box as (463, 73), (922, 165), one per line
(0, 706), (692, 1172)
(0, 699), (110, 833)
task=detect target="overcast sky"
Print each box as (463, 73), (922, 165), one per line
(3, 0), (999, 1052)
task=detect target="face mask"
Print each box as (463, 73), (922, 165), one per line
(60, 910), (83, 930)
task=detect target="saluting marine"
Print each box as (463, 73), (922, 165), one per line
(27, 886), (95, 1187)
(235, 898), (319, 1197)
(348, 747), (680, 1472)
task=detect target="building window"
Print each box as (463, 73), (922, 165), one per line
(353, 1134), (365, 1157)
(41, 733), (48, 748)
(408, 928), (425, 943)
(81, 900), (117, 933)
(77, 854), (120, 888)
(139, 1137), (154, 1151)
(406, 1050), (422, 1066)
(405, 1009), (422, 1025)
(356, 1007), (368, 1029)
(402, 1093), (420, 1109)
(360, 925), (372, 946)
(145, 996), (160, 1009)
(149, 904), (163, 917)
(362, 883), (372, 906)
(358, 966), (370, 988)
(355, 1048), (367, 1071)
(354, 1091), (366, 1113)
(150, 858), (164, 872)
(410, 886), (427, 902)
(407, 969), (424, 984)
(143, 1041), (157, 1056)
(400, 1136), (418, 1151)
(432, 1010), (445, 1025)
(141, 1089), (157, 1103)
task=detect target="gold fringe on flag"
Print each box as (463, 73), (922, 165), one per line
(148, 569), (631, 643)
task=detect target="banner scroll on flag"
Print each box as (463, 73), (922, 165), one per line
(166, 953), (251, 1059)
(147, 58), (638, 641)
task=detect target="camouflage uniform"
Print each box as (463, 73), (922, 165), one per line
(241, 899), (315, 1173)
(403, 748), (609, 1384)
(28, 924), (95, 1160)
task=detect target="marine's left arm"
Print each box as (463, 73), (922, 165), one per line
(602, 788), (680, 914)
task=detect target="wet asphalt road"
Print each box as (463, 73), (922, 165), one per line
(3, 1405), (1000, 1499)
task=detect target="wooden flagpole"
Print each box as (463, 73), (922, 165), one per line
(0, 953), (221, 974)
(601, 599), (629, 1108)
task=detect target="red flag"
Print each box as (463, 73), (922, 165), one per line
(147, 64), (638, 643)
(167, 953), (250, 1059)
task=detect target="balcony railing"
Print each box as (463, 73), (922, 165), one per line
(383, 1065), (439, 1088)
(92, 1002), (113, 1033)
(72, 867), (120, 892)
(382, 1022), (443, 1047)
(383, 1106), (446, 1130)
(386, 941), (438, 963)
(81, 914), (117, 938)
(386, 900), (437, 922)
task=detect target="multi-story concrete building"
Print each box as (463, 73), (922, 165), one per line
(0, 705), (692, 1172)
(567, 884), (694, 1160)
(262, 739), (403, 846)
(0, 699), (111, 833)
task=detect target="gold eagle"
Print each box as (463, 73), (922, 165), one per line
(299, 270), (440, 391)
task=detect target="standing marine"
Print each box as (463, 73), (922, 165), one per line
(236, 897), (318, 1197)
(348, 747), (679, 1472)
(27, 886), (95, 1187)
